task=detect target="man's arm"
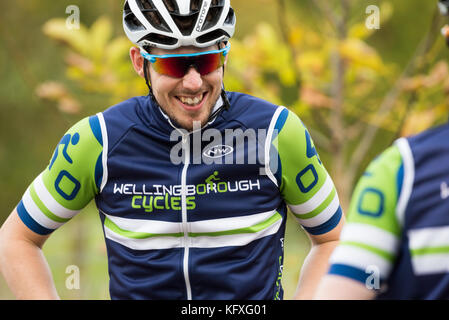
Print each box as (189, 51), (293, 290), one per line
(314, 145), (404, 299)
(270, 107), (345, 299)
(0, 209), (58, 299)
(0, 115), (104, 299)
(294, 215), (345, 299)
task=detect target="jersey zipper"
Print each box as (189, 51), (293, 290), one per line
(160, 103), (222, 301)
(181, 133), (192, 300)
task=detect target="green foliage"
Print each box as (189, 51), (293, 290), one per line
(41, 16), (147, 110)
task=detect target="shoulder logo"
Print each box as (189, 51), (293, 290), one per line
(441, 182), (449, 200)
(203, 145), (234, 159)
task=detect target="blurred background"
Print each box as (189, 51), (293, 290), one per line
(1, 0), (448, 299)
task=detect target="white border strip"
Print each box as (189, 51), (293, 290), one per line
(104, 226), (183, 250)
(264, 106), (287, 187)
(409, 225), (449, 250)
(34, 173), (80, 219)
(22, 187), (64, 230)
(97, 113), (109, 193)
(341, 223), (399, 254)
(288, 174), (334, 215)
(395, 138), (414, 226)
(103, 215), (283, 251)
(293, 191), (339, 228)
(330, 244), (392, 277)
(190, 217), (282, 248)
(104, 213), (182, 235)
(411, 254), (449, 275)
(102, 209), (283, 250)
(105, 209), (279, 236)
(190, 209), (277, 233)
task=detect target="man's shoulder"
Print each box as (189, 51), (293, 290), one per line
(407, 121), (449, 147)
(102, 95), (148, 119)
(404, 121), (449, 163)
(226, 91), (282, 128)
(96, 95), (152, 151)
(228, 91), (279, 109)
(101, 95), (150, 127)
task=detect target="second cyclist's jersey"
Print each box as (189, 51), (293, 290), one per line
(17, 92), (342, 300)
(328, 122), (449, 299)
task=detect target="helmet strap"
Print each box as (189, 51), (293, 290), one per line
(143, 59), (153, 96)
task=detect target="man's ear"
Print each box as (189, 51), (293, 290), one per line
(130, 47), (145, 78)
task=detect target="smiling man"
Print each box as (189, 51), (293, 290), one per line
(0, 0), (344, 300)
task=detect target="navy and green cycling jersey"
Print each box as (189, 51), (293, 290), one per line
(328, 122), (449, 299)
(17, 91), (342, 300)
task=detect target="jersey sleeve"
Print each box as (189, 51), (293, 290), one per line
(327, 144), (403, 285)
(16, 115), (104, 235)
(270, 108), (343, 235)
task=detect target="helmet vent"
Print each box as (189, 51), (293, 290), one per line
(141, 33), (179, 48)
(172, 13), (200, 36)
(124, 2), (146, 31)
(162, 0), (179, 14)
(224, 7), (235, 25)
(191, 0), (201, 11)
(201, 0), (225, 31)
(138, 0), (172, 33)
(197, 29), (228, 44)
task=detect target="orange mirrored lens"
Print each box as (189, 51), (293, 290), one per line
(152, 53), (225, 78)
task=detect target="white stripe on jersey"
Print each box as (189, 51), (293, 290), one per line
(287, 174), (334, 215)
(395, 138), (414, 227)
(22, 187), (64, 230)
(330, 244), (393, 278)
(34, 173), (80, 219)
(340, 223), (399, 255)
(292, 191), (340, 228)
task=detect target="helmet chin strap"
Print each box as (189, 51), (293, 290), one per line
(143, 59), (158, 104)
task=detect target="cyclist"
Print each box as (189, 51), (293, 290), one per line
(315, 0), (449, 300)
(0, 0), (344, 300)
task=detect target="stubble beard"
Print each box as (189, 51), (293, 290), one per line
(155, 89), (221, 132)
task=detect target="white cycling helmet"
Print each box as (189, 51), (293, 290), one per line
(123, 0), (236, 51)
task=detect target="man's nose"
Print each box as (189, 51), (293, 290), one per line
(182, 67), (203, 91)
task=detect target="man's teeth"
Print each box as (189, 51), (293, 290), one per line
(179, 94), (203, 106)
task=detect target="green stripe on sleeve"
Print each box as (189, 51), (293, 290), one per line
(291, 187), (336, 220)
(29, 182), (71, 223)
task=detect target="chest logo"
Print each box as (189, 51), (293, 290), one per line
(203, 145), (234, 159)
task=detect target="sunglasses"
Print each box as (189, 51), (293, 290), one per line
(141, 43), (230, 78)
